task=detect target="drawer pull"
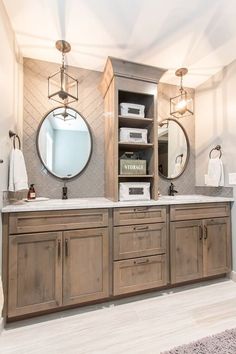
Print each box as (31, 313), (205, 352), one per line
(134, 207), (149, 212)
(65, 238), (69, 257)
(134, 226), (149, 231)
(199, 225), (203, 240)
(58, 239), (61, 258)
(204, 225), (208, 240)
(134, 258), (150, 265)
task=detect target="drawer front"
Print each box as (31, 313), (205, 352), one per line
(170, 203), (230, 221)
(113, 223), (166, 260)
(113, 255), (167, 295)
(9, 209), (109, 234)
(113, 206), (166, 226)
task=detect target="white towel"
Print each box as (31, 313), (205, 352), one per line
(8, 148), (28, 192)
(205, 158), (224, 187)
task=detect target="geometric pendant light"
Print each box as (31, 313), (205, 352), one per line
(170, 68), (193, 118)
(48, 40), (78, 105)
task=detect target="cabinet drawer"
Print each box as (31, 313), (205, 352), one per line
(113, 206), (166, 226)
(114, 223), (166, 260)
(9, 209), (109, 234)
(113, 255), (167, 295)
(170, 203), (230, 221)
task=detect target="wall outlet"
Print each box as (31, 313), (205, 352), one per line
(229, 173), (236, 185)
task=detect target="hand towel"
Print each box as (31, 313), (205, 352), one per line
(8, 148), (28, 192)
(205, 157), (224, 187)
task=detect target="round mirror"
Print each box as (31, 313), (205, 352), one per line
(158, 118), (189, 179)
(37, 107), (92, 179)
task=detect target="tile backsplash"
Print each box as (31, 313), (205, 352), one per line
(23, 58), (104, 199)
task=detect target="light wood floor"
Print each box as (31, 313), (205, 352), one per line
(1, 279), (236, 354)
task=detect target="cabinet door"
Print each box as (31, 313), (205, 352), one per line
(8, 232), (62, 318)
(203, 217), (231, 276)
(170, 220), (203, 284)
(63, 228), (109, 305)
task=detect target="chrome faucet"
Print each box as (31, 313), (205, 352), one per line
(168, 182), (178, 196)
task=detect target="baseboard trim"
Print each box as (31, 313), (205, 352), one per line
(230, 271), (236, 282)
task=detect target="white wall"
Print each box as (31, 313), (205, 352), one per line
(195, 59), (236, 270)
(0, 0), (23, 324)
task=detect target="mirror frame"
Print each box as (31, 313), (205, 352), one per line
(36, 106), (93, 180)
(158, 118), (190, 180)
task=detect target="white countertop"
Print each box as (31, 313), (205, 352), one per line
(1, 195), (234, 213)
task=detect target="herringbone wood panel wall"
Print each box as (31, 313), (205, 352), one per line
(23, 58), (104, 198)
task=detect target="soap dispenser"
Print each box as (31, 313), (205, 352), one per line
(27, 184), (36, 200)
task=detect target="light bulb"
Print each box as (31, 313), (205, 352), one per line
(176, 98), (187, 115)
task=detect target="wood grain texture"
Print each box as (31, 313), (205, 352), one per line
(113, 254), (166, 295)
(100, 56), (166, 97)
(9, 209), (109, 234)
(8, 232), (62, 318)
(170, 220), (203, 284)
(203, 218), (231, 277)
(113, 206), (167, 226)
(170, 203), (230, 221)
(104, 78), (119, 201)
(63, 228), (109, 305)
(113, 223), (166, 260)
(102, 61), (159, 201)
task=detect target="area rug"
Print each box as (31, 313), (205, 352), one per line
(161, 328), (236, 354)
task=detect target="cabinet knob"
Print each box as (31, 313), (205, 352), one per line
(0, 159), (3, 164)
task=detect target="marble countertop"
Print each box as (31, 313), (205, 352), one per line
(1, 195), (234, 213)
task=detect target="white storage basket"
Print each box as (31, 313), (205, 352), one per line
(119, 128), (148, 144)
(120, 103), (145, 118)
(119, 182), (150, 201)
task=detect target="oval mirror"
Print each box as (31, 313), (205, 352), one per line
(158, 118), (189, 179)
(37, 107), (92, 179)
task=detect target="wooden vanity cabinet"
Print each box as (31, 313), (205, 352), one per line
(63, 228), (109, 305)
(113, 206), (168, 295)
(8, 232), (62, 318)
(6, 209), (110, 318)
(170, 204), (231, 284)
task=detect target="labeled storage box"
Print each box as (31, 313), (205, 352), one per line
(120, 159), (146, 175)
(120, 103), (145, 118)
(119, 182), (150, 201)
(119, 128), (148, 144)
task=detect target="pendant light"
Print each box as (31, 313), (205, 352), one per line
(53, 106), (76, 121)
(48, 40), (78, 105)
(170, 68), (193, 118)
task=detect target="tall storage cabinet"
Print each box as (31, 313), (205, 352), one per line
(100, 57), (166, 201)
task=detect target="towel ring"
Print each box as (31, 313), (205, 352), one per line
(209, 145), (222, 159)
(9, 130), (21, 150)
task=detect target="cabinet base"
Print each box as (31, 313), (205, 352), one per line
(6, 274), (228, 323)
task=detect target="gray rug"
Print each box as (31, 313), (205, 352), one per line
(161, 328), (236, 354)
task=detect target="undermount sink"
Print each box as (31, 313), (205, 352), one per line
(159, 195), (205, 201)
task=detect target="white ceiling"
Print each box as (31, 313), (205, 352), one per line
(4, 0), (236, 87)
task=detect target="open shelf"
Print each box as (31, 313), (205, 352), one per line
(119, 142), (153, 150)
(119, 115), (153, 128)
(119, 174), (153, 178)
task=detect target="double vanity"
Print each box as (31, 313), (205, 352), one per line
(2, 195), (232, 320)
